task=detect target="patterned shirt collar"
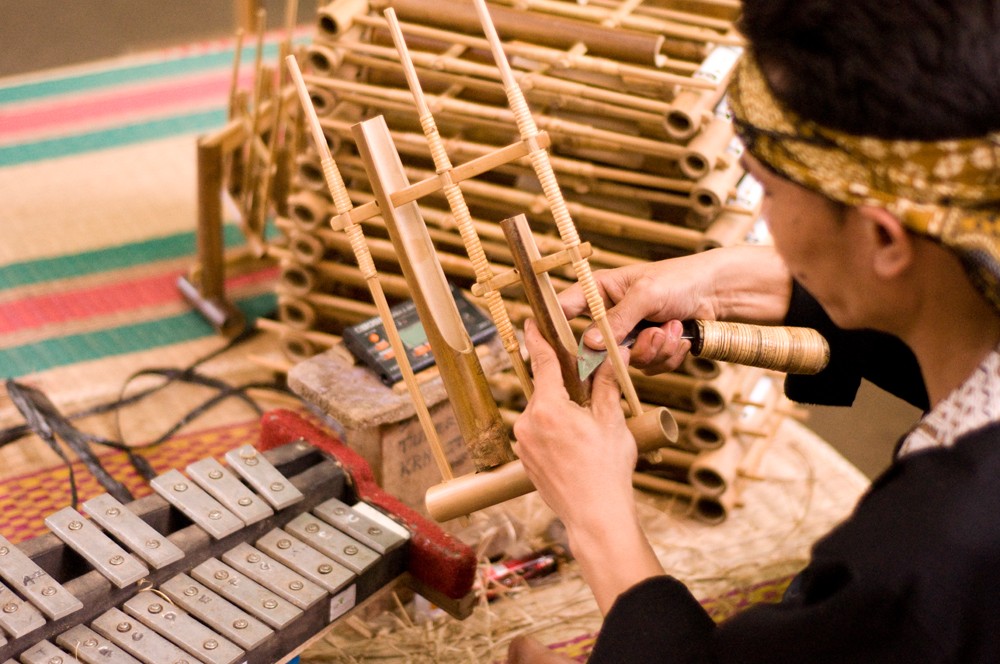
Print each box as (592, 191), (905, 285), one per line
(898, 343), (1000, 457)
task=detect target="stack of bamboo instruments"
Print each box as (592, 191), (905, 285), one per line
(252, 0), (794, 522)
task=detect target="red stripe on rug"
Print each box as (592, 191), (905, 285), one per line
(0, 265), (278, 334)
(0, 70), (256, 143)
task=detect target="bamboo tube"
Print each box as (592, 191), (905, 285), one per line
(288, 189), (332, 230)
(425, 406), (677, 521)
(628, 368), (726, 414)
(631, 472), (731, 525)
(588, 0), (737, 30)
(698, 209), (757, 251)
(287, 54), (456, 482)
(296, 151), (335, 192)
(690, 141), (746, 217)
(316, 115), (695, 203)
(688, 437), (744, 497)
(335, 37), (677, 121)
(304, 75), (693, 163)
(351, 12), (705, 80)
(317, 0), (369, 38)
(665, 45), (742, 141)
(488, 0), (742, 47)
(305, 41), (345, 77)
(680, 116), (735, 180)
(353, 114), (516, 471)
(669, 408), (730, 452)
(287, 229), (328, 265)
(278, 291), (377, 329)
(257, 316), (342, 362)
(334, 153), (706, 250)
(342, 48), (667, 131)
(501, 213), (590, 403)
(387, 8), (535, 400)
(372, 0), (667, 67)
(680, 354), (721, 380)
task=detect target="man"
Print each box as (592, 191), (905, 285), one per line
(509, 0), (1000, 660)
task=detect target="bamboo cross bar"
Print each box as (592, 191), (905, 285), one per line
(286, 54), (455, 482)
(473, 0), (643, 416)
(387, 6), (534, 398)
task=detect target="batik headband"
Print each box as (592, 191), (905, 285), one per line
(727, 53), (1000, 311)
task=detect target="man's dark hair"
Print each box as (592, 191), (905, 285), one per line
(738, 0), (1000, 140)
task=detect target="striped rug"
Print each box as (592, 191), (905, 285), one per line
(0, 33), (308, 441)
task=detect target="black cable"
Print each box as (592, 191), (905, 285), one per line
(0, 324), (311, 507)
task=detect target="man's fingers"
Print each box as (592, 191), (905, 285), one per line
(523, 319), (571, 398)
(590, 346), (627, 419)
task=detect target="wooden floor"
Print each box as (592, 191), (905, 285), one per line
(0, 2), (923, 481)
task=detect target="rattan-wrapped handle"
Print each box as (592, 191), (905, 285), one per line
(685, 320), (830, 375)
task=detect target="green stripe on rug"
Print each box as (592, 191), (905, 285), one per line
(0, 292), (277, 378)
(0, 110), (227, 167)
(0, 225), (247, 289)
(0, 44), (284, 104)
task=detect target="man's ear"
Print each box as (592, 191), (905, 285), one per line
(857, 205), (914, 279)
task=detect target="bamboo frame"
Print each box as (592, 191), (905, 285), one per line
(287, 54), (456, 482)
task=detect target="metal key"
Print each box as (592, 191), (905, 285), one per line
(0, 534), (82, 620)
(313, 498), (407, 555)
(224, 446), (303, 510)
(82, 494), (184, 569)
(159, 574), (271, 651)
(0, 579), (45, 638)
(17, 639), (82, 664)
(151, 470), (243, 540)
(45, 507), (149, 588)
(255, 529), (355, 594)
(91, 607), (194, 664)
(123, 592), (244, 664)
(285, 513), (379, 575)
(190, 558), (301, 629)
(222, 543), (325, 610)
(186, 458), (273, 525)
(57, 624), (142, 664)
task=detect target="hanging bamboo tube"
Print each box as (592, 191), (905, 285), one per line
(286, 54), (456, 482)
(472, 0), (643, 415)
(352, 114), (516, 471)
(386, 8), (534, 399)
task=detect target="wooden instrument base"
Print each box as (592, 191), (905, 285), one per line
(288, 335), (511, 513)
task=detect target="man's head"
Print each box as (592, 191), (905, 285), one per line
(729, 0), (1000, 317)
(738, 0), (1000, 140)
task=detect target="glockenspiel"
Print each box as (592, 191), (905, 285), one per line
(0, 409), (477, 664)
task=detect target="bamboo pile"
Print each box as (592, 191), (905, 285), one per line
(238, 0), (797, 522)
